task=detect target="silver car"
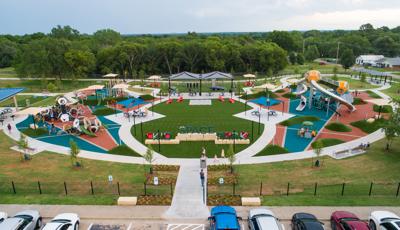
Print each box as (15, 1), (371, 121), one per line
(0, 210), (42, 230)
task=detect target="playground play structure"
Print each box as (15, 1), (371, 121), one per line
(293, 70), (355, 114)
(36, 96), (102, 137)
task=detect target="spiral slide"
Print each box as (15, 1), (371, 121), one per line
(310, 80), (356, 112)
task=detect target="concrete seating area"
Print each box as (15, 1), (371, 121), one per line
(145, 139), (180, 145)
(241, 197), (261, 206)
(215, 139), (250, 144)
(176, 133), (217, 141)
(117, 197), (137, 206)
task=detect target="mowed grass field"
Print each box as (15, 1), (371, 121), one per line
(0, 132), (176, 205)
(0, 79), (102, 93)
(131, 100), (264, 158)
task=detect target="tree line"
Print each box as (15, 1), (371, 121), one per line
(0, 23), (399, 79)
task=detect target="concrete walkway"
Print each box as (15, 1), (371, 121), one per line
(164, 163), (209, 219)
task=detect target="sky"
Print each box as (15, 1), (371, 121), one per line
(1, 0), (400, 35)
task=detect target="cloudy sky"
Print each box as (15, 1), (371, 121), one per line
(1, 0), (400, 35)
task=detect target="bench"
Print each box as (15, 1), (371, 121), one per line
(241, 197), (261, 206)
(117, 197), (137, 206)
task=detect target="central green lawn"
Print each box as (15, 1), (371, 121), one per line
(0, 95), (56, 108)
(326, 76), (379, 89)
(131, 100), (264, 158)
(0, 79), (103, 93)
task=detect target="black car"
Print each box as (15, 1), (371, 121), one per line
(292, 213), (325, 230)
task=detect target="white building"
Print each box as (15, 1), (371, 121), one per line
(355, 55), (384, 67)
(375, 57), (400, 69)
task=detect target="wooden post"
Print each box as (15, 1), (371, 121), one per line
(314, 182), (318, 196)
(260, 182), (263, 196)
(12, 181), (16, 194)
(341, 183), (345, 196)
(369, 182), (373, 196)
(37, 181), (42, 195)
(90, 181), (94, 195)
(287, 182), (290, 196)
(64, 182), (68, 195)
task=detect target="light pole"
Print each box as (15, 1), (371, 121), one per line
(335, 42), (341, 64)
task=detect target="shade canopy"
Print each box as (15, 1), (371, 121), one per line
(169, 71), (233, 80)
(302, 121), (314, 126)
(14, 107), (48, 116)
(243, 74), (256, 78)
(103, 73), (119, 78)
(0, 88), (25, 103)
(351, 67), (392, 77)
(112, 83), (129, 89)
(87, 85), (105, 90)
(148, 75), (162, 80)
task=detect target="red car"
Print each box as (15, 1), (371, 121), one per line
(331, 211), (370, 230)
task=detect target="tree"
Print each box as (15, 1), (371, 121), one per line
(50, 25), (80, 40)
(373, 36), (400, 57)
(92, 29), (121, 48)
(305, 45), (320, 62)
(332, 66), (338, 81)
(297, 53), (305, 65)
(226, 144), (236, 173)
(64, 50), (96, 78)
(144, 145), (155, 174)
(0, 38), (17, 68)
(383, 98), (400, 151)
(289, 52), (297, 65)
(17, 133), (30, 161)
(360, 73), (366, 83)
(69, 139), (81, 167)
(313, 141), (323, 167)
(339, 48), (355, 70)
(268, 31), (299, 52)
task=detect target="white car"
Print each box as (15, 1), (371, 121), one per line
(249, 208), (285, 230)
(0, 212), (8, 223)
(43, 213), (80, 230)
(369, 211), (400, 230)
(0, 210), (42, 230)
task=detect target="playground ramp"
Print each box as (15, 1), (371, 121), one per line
(310, 80), (356, 112)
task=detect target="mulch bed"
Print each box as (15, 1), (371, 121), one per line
(207, 195), (241, 206)
(137, 195), (172, 205)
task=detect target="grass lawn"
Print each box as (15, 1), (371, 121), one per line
(350, 118), (386, 134)
(280, 116), (320, 126)
(325, 122), (352, 132)
(0, 79), (102, 93)
(92, 107), (116, 116)
(311, 138), (345, 148)
(131, 100), (264, 158)
(0, 132), (177, 204)
(366, 90), (382, 99)
(279, 63), (346, 75)
(328, 76), (379, 89)
(224, 138), (400, 205)
(255, 145), (289, 156)
(352, 97), (367, 105)
(21, 128), (48, 137)
(382, 83), (400, 99)
(0, 67), (17, 78)
(0, 95), (56, 108)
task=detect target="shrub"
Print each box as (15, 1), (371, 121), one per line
(21, 128), (47, 137)
(373, 105), (392, 113)
(353, 98), (367, 105)
(350, 118), (387, 134)
(255, 145), (289, 156)
(311, 138), (344, 148)
(282, 92), (297, 99)
(47, 82), (57, 92)
(108, 145), (142, 157)
(280, 116), (320, 126)
(325, 122), (352, 132)
(140, 94), (155, 100)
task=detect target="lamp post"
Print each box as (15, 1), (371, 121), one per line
(244, 92), (247, 116)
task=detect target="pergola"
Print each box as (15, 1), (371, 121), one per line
(168, 71), (233, 96)
(352, 67), (393, 84)
(0, 88), (25, 111)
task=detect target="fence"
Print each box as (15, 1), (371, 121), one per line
(0, 180), (174, 197)
(207, 181), (400, 197)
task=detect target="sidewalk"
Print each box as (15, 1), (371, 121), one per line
(164, 163), (209, 219)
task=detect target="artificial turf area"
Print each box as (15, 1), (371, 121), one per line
(131, 99), (264, 158)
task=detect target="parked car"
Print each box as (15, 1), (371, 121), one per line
(331, 211), (369, 230)
(369, 211), (400, 230)
(0, 212), (8, 223)
(248, 208), (284, 230)
(291, 212), (324, 230)
(209, 206), (242, 230)
(42, 213), (80, 230)
(0, 210), (42, 230)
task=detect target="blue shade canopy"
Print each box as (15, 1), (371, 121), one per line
(0, 88), (25, 103)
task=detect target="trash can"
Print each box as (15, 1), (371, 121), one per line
(200, 157), (207, 169)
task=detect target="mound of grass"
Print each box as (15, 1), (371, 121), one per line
(366, 90), (382, 99)
(275, 89), (285, 93)
(140, 94), (155, 100)
(311, 138), (345, 148)
(373, 105), (392, 113)
(21, 128), (48, 137)
(108, 145), (142, 157)
(92, 107), (115, 116)
(325, 122), (352, 132)
(350, 118), (387, 134)
(241, 91), (278, 100)
(352, 98), (367, 105)
(255, 145), (289, 156)
(282, 92), (297, 99)
(280, 116), (320, 126)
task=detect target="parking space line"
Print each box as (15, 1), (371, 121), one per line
(127, 222), (132, 230)
(87, 223), (93, 230)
